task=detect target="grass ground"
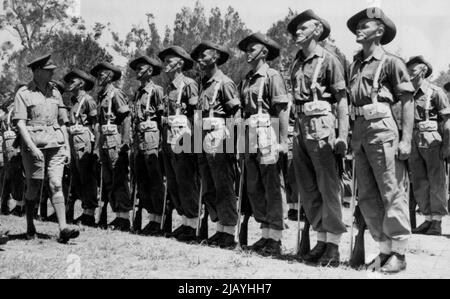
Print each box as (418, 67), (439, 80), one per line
(0, 202), (449, 279)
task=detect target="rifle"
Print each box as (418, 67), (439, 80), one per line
(199, 208), (209, 241)
(65, 168), (74, 223)
(96, 164), (107, 228)
(130, 174), (140, 233)
(405, 161), (416, 229)
(446, 159), (450, 213)
(348, 155), (366, 268)
(196, 182), (203, 239)
(298, 212), (310, 257)
(236, 158), (245, 250)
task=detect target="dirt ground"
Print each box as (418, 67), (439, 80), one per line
(0, 202), (449, 279)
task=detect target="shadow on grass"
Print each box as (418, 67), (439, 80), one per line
(6, 232), (53, 241)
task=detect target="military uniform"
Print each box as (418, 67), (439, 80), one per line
(406, 56), (450, 234)
(191, 41), (241, 247)
(238, 33), (289, 253)
(347, 9), (415, 272)
(64, 70), (98, 225)
(158, 46), (200, 241)
(130, 71), (165, 234)
(0, 104), (24, 214)
(91, 62), (132, 228)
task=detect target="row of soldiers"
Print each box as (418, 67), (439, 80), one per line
(1, 7), (450, 274)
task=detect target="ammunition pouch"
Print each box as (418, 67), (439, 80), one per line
(69, 124), (87, 136)
(248, 114), (271, 129)
(203, 118), (229, 154)
(167, 115), (191, 145)
(101, 124), (119, 136)
(360, 102), (391, 120)
(303, 100), (332, 117)
(417, 120), (438, 132)
(139, 120), (158, 133)
(3, 130), (16, 141)
(256, 126), (279, 165)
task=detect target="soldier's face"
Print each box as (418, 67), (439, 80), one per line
(164, 55), (183, 74)
(97, 69), (112, 86)
(36, 68), (54, 83)
(408, 63), (426, 85)
(355, 19), (384, 44)
(245, 43), (266, 64)
(68, 77), (83, 92)
(135, 63), (152, 80)
(197, 49), (217, 71)
(295, 20), (318, 45)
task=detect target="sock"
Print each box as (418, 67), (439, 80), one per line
(269, 229), (282, 241)
(425, 215), (432, 222)
(431, 215), (443, 222)
(326, 233), (342, 246)
(83, 209), (95, 217)
(51, 193), (67, 230)
(262, 228), (269, 239)
(223, 225), (235, 236)
(186, 217), (198, 229)
(216, 223), (224, 233)
(117, 212), (129, 219)
(379, 240), (392, 255)
(317, 232), (327, 243)
(392, 239), (408, 255)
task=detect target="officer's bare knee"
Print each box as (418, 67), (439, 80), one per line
(48, 177), (63, 194)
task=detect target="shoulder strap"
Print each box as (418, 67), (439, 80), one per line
(371, 53), (387, 103)
(175, 81), (186, 115)
(208, 80), (222, 117)
(145, 87), (154, 113)
(106, 89), (115, 124)
(424, 85), (434, 121)
(311, 57), (324, 102)
(75, 95), (88, 120)
(6, 109), (13, 130)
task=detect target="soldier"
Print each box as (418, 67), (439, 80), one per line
(190, 41), (241, 248)
(158, 46), (200, 242)
(129, 55), (165, 236)
(237, 32), (290, 256)
(64, 69), (98, 227)
(406, 56), (450, 235)
(13, 54), (79, 243)
(0, 98), (25, 217)
(90, 62), (132, 231)
(347, 8), (415, 273)
(287, 10), (349, 267)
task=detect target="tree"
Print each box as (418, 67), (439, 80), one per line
(0, 0), (74, 50)
(433, 66), (450, 89)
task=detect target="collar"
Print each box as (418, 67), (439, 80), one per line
(247, 63), (269, 80)
(171, 73), (186, 89)
(101, 84), (115, 96)
(296, 45), (325, 63)
(417, 80), (430, 95)
(354, 46), (385, 63)
(142, 81), (156, 94)
(205, 69), (224, 84)
(28, 80), (53, 94)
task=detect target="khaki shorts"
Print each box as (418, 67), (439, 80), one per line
(22, 146), (66, 181)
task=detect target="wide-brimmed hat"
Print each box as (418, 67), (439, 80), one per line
(347, 7), (396, 45)
(238, 32), (280, 61)
(406, 55), (433, 78)
(64, 69), (96, 91)
(158, 46), (194, 71)
(190, 41), (231, 65)
(129, 55), (163, 76)
(90, 62), (122, 81)
(287, 9), (330, 41)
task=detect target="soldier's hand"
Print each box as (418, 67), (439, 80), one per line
(31, 147), (44, 161)
(440, 144), (450, 160)
(279, 142), (289, 154)
(63, 145), (71, 165)
(334, 137), (348, 157)
(397, 140), (412, 160)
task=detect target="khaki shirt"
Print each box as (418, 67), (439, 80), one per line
(132, 81), (164, 125)
(239, 63), (289, 118)
(290, 46), (346, 104)
(97, 84), (130, 125)
(13, 81), (68, 125)
(349, 47), (414, 107)
(197, 69), (240, 118)
(413, 81), (450, 122)
(164, 73), (198, 118)
(69, 91), (97, 126)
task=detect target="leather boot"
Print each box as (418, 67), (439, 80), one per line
(379, 253), (407, 274)
(261, 239), (281, 256)
(302, 241), (327, 263)
(365, 253), (392, 271)
(218, 233), (236, 249)
(412, 221), (432, 234)
(426, 220), (442, 236)
(318, 243), (340, 267)
(246, 238), (268, 253)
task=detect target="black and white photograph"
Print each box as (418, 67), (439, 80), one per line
(0, 0), (450, 283)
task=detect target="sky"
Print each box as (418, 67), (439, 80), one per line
(2, 0), (450, 77)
